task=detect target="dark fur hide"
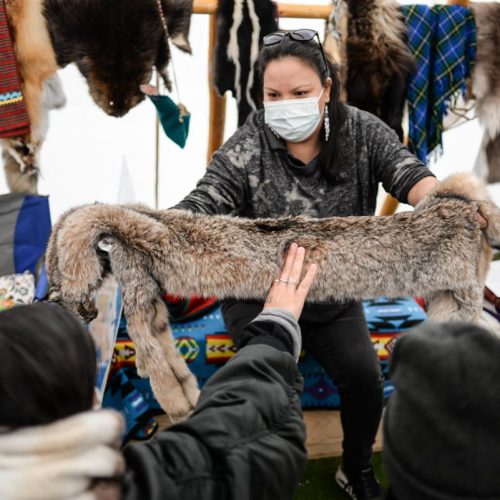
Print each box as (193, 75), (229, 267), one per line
(346, 0), (415, 140)
(43, 0), (193, 117)
(214, 0), (278, 126)
(471, 3), (500, 184)
(2, 0), (192, 193)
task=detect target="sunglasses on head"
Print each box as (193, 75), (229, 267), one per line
(262, 29), (330, 76)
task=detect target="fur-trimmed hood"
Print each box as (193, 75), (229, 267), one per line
(0, 410), (125, 500)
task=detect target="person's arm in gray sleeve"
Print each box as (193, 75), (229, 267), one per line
(172, 122), (259, 215)
(367, 118), (436, 205)
(252, 308), (302, 362)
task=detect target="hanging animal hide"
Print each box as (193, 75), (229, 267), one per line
(2, 0), (192, 194)
(324, 0), (349, 102)
(43, 0), (193, 118)
(2, 73), (65, 194)
(46, 173), (500, 421)
(2, 0), (58, 193)
(471, 2), (500, 184)
(214, 0), (278, 127)
(345, 0), (415, 141)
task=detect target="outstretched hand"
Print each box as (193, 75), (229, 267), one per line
(264, 243), (318, 320)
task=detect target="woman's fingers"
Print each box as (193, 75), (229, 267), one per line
(297, 263), (318, 299)
(264, 244), (318, 320)
(288, 246), (305, 285)
(279, 242), (298, 280)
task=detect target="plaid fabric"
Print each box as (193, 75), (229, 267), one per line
(0, 0), (30, 138)
(402, 5), (435, 163)
(403, 5), (476, 163)
(428, 6), (476, 156)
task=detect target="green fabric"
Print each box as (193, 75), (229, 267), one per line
(147, 94), (190, 148)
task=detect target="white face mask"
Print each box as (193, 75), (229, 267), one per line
(264, 88), (324, 143)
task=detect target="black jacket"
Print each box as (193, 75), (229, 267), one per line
(122, 321), (307, 500)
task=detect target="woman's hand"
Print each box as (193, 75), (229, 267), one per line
(264, 243), (318, 320)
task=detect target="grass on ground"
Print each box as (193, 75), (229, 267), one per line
(295, 452), (387, 500)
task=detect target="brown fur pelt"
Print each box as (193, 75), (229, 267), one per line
(2, 0), (59, 194)
(324, 0), (348, 101)
(471, 2), (500, 184)
(45, 174), (500, 421)
(2, 0), (192, 194)
(43, 0), (193, 118)
(1, 73), (65, 194)
(345, 0), (415, 140)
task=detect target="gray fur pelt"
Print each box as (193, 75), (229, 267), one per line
(471, 3), (500, 184)
(46, 174), (500, 421)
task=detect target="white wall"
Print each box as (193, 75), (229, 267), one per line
(0, 0), (498, 222)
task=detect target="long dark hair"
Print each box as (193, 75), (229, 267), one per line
(0, 303), (96, 428)
(258, 35), (347, 183)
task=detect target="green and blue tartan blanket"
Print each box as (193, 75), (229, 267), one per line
(403, 5), (476, 164)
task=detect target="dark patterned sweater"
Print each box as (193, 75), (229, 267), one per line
(175, 105), (434, 218)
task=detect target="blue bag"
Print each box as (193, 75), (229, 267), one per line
(0, 193), (51, 277)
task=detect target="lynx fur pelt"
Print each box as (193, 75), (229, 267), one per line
(46, 174), (500, 421)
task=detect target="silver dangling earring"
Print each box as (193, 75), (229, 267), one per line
(324, 105), (330, 142)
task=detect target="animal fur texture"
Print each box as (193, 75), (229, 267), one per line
(345, 0), (415, 140)
(471, 2), (500, 184)
(2, 0), (192, 194)
(45, 174), (500, 421)
(214, 0), (278, 126)
(0, 410), (124, 500)
(2, 0), (59, 194)
(2, 73), (65, 194)
(324, 0), (348, 102)
(43, 0), (193, 118)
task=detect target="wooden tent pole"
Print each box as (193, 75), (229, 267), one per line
(207, 14), (227, 163)
(193, 0), (332, 19)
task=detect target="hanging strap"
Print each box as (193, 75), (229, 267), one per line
(154, 0), (182, 102)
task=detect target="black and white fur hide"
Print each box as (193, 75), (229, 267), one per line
(345, 0), (415, 141)
(43, 0), (193, 117)
(214, 0), (278, 127)
(471, 2), (500, 184)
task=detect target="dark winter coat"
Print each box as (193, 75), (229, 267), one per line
(121, 322), (307, 500)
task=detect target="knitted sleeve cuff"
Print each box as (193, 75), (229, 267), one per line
(252, 308), (301, 362)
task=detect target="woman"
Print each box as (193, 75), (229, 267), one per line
(0, 245), (316, 500)
(174, 29), (439, 500)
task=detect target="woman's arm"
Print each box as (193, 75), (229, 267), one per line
(367, 116), (436, 205)
(173, 118), (261, 215)
(407, 176), (439, 206)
